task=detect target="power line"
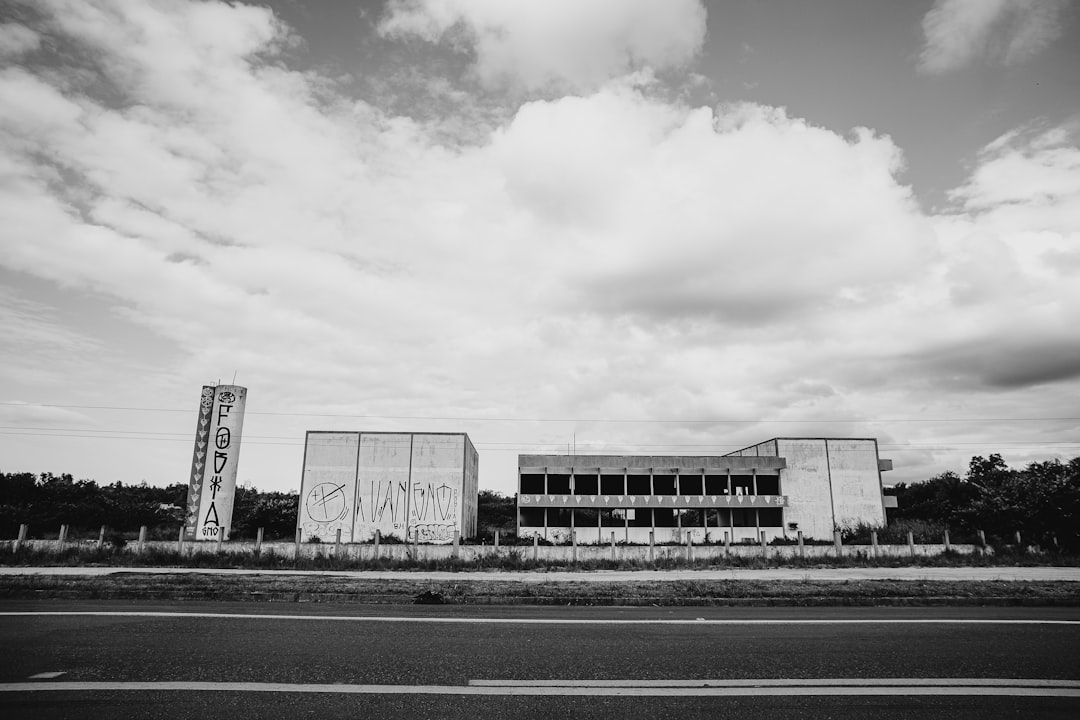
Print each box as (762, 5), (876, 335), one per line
(2, 401), (1078, 424)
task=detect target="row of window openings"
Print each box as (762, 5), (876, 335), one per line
(519, 474), (780, 497)
(519, 507), (784, 529)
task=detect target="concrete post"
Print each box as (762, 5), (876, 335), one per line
(215, 531), (223, 554)
(723, 530), (730, 558)
(648, 531), (655, 562)
(255, 527), (264, 556)
(907, 531), (915, 557)
(533, 534), (538, 562)
(138, 526), (147, 554)
(1015, 530), (1022, 546)
(833, 530), (842, 558)
(57, 524), (68, 550)
(293, 528), (302, 560)
(374, 530), (381, 560)
(687, 531), (694, 562)
(611, 532), (616, 562)
(871, 530), (878, 559)
(797, 530), (804, 560)
(452, 530), (460, 559)
(944, 529), (951, 552)
(15, 524), (28, 553)
(97, 525), (106, 550)
(572, 531), (577, 564)
(177, 525), (186, 554)
(335, 528), (342, 557)
(760, 530), (767, 561)
(978, 529), (986, 547)
(494, 530), (499, 550)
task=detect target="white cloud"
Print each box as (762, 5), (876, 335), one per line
(378, 0), (707, 92)
(0, 22), (41, 56)
(919, 0), (1069, 73)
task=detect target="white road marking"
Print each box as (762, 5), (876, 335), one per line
(470, 678), (1080, 688)
(1, 611), (1078, 625)
(0, 681), (1077, 697)
(27, 672), (66, 679)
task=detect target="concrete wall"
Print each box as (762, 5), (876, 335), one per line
(520, 526), (785, 545)
(299, 432), (477, 544)
(825, 439), (887, 530)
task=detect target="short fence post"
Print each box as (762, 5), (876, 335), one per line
(57, 524), (68, 551)
(294, 528), (302, 561)
(452, 530), (460, 559)
(335, 528), (342, 557)
(1014, 530), (1022, 546)
(870, 530), (878, 559)
(374, 530), (381, 560)
(254, 527), (264, 556)
(494, 530), (499, 550)
(572, 531), (578, 564)
(943, 529), (951, 552)
(833, 530), (842, 558)
(688, 531), (694, 562)
(215, 530), (223, 554)
(649, 531), (655, 562)
(533, 534), (539, 562)
(97, 525), (106, 550)
(177, 525), (185, 555)
(723, 530), (730, 558)
(15, 524), (28, 553)
(797, 530), (804, 560)
(760, 530), (767, 562)
(611, 532), (616, 562)
(907, 531), (915, 557)
(138, 526), (147, 554)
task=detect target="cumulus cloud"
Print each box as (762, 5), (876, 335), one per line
(919, 0), (1070, 73)
(377, 0), (706, 92)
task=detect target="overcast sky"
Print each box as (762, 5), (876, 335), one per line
(1, 0), (1078, 496)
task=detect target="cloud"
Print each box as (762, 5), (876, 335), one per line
(0, 22), (41, 56)
(378, 0), (706, 92)
(919, 0), (1070, 73)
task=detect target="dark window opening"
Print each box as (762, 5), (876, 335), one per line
(732, 509), (756, 527)
(519, 507), (544, 526)
(756, 475), (779, 495)
(574, 474), (598, 495)
(758, 508), (783, 527)
(547, 474), (571, 494)
(600, 509), (623, 527)
(600, 474), (624, 495)
(705, 509), (730, 527)
(626, 475), (651, 495)
(628, 508), (651, 527)
(654, 508), (677, 527)
(549, 508), (571, 526)
(731, 475), (754, 496)
(520, 473), (545, 494)
(573, 508), (599, 527)
(679, 475), (703, 495)
(653, 475), (677, 495)
(678, 509), (704, 527)
(704, 475), (729, 495)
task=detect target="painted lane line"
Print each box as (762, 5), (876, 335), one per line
(27, 672), (66, 680)
(0, 682), (1078, 698)
(469, 678), (1080, 688)
(1, 611), (1079, 625)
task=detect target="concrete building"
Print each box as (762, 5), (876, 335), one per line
(516, 438), (892, 543)
(298, 432), (478, 544)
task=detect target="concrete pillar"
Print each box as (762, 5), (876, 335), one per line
(944, 529), (951, 552)
(97, 525), (106, 550)
(760, 530), (768, 561)
(335, 528), (342, 557)
(215, 531), (223, 554)
(494, 530), (499, 550)
(294, 528), (302, 560)
(907, 531), (915, 557)
(452, 530), (460, 559)
(871, 530), (878, 559)
(611, 532), (616, 562)
(572, 531), (577, 564)
(533, 534), (539, 562)
(177, 525), (185, 555)
(833, 530), (842, 558)
(255, 527), (264, 556)
(374, 530), (381, 560)
(138, 526), (147, 554)
(15, 524), (28, 553)
(648, 531), (654, 562)
(723, 530), (730, 557)
(797, 530), (804, 560)
(57, 524), (68, 550)
(687, 531), (693, 562)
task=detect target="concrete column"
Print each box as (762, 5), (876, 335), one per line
(15, 524), (28, 553)
(871, 530), (878, 559)
(723, 530), (730, 558)
(687, 531), (693, 562)
(572, 531), (577, 563)
(97, 525), (106, 550)
(797, 530), (804, 560)
(760, 530), (768, 561)
(452, 530), (460, 559)
(833, 530), (842, 558)
(611, 532), (616, 562)
(649, 531), (654, 562)
(177, 525), (185, 555)
(944, 529), (951, 552)
(215, 531), (224, 554)
(138, 526), (146, 554)
(533, 534), (539, 561)
(907, 531), (915, 557)
(57, 524), (68, 550)
(294, 528), (302, 560)
(494, 530), (499, 549)
(374, 529), (381, 559)
(255, 527), (264, 556)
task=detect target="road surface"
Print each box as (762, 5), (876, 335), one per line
(2, 601), (1078, 718)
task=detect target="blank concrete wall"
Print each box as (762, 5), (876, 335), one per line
(827, 439), (886, 530)
(775, 439), (836, 540)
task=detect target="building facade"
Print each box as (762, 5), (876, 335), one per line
(516, 438), (892, 543)
(298, 431), (478, 544)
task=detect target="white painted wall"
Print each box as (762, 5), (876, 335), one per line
(297, 432), (358, 542)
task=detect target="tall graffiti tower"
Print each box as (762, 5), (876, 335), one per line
(183, 384), (248, 540)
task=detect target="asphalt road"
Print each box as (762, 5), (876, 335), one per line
(2, 601), (1079, 719)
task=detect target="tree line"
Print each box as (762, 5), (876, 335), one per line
(2, 454), (1077, 548)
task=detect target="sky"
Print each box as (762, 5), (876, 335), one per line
(1, 0), (1078, 496)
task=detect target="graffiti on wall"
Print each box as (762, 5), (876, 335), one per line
(301, 481), (352, 542)
(185, 385), (246, 540)
(409, 481), (458, 542)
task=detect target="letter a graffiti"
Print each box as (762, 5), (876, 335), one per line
(204, 502), (220, 527)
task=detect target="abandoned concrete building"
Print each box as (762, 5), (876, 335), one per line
(516, 438), (894, 543)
